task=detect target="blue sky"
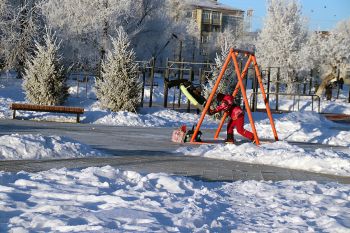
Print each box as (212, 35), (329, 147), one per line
(219, 0), (350, 31)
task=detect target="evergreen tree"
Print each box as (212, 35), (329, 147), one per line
(95, 27), (141, 112)
(22, 29), (68, 105)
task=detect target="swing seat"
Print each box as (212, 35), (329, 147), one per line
(179, 84), (204, 111)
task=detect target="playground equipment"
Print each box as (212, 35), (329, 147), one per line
(179, 85), (204, 111)
(190, 48), (279, 145)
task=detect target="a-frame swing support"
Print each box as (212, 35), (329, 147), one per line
(190, 48), (279, 145)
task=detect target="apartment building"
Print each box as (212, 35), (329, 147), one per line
(185, 0), (244, 56)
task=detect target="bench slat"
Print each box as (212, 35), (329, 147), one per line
(10, 103), (84, 123)
(10, 103), (84, 114)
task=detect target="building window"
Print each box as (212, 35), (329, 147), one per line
(201, 35), (210, 43)
(200, 47), (208, 56)
(202, 10), (211, 23)
(212, 25), (221, 32)
(202, 24), (211, 32)
(192, 10), (197, 19)
(212, 12), (220, 25)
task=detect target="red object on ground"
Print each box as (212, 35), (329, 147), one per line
(172, 129), (186, 143)
(172, 125), (187, 143)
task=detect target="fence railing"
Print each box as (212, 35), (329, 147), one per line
(249, 92), (321, 113)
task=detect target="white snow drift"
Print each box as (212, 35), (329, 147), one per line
(177, 141), (350, 177)
(0, 166), (349, 232)
(0, 134), (100, 160)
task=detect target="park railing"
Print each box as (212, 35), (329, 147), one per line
(249, 92), (321, 113)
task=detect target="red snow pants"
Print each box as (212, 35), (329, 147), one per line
(227, 115), (254, 140)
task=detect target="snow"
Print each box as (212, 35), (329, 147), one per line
(0, 75), (350, 232)
(256, 111), (350, 146)
(0, 134), (101, 160)
(0, 166), (349, 232)
(177, 111), (350, 177)
(177, 141), (350, 177)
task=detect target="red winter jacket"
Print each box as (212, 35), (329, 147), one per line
(213, 95), (243, 120)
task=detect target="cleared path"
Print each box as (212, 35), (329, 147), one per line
(0, 119), (349, 184)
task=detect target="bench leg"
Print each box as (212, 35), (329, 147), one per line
(13, 110), (16, 119)
(77, 114), (80, 123)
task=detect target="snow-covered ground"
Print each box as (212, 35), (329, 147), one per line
(1, 166), (349, 232)
(0, 134), (100, 160)
(178, 141), (350, 177)
(177, 111), (350, 177)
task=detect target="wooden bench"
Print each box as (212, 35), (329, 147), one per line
(10, 103), (84, 123)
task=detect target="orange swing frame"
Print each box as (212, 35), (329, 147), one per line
(190, 48), (279, 145)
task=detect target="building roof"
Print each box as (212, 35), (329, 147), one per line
(185, 0), (244, 12)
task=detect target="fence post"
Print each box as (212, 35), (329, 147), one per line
(251, 68), (255, 89)
(251, 71), (257, 110)
(267, 67), (271, 103)
(85, 73), (88, 99)
(198, 68), (202, 114)
(336, 68), (340, 99)
(177, 58), (184, 108)
(243, 68), (249, 111)
(140, 64), (146, 107)
(163, 58), (169, 108)
(275, 67), (280, 111)
(187, 68), (194, 113)
(309, 76), (313, 95)
(149, 57), (155, 107)
(76, 77), (79, 97)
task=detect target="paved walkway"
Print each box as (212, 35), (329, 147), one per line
(0, 119), (349, 184)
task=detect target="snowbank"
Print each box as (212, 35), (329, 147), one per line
(86, 106), (218, 128)
(177, 141), (350, 177)
(0, 134), (101, 160)
(0, 166), (349, 232)
(252, 111), (350, 146)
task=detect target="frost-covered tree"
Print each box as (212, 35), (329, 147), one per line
(319, 20), (350, 77)
(22, 29), (68, 105)
(40, 0), (200, 68)
(0, 0), (41, 74)
(0, 0), (9, 66)
(95, 27), (141, 112)
(164, 0), (201, 61)
(307, 20), (350, 96)
(40, 0), (170, 69)
(255, 0), (309, 93)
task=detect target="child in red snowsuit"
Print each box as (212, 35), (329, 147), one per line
(209, 93), (254, 143)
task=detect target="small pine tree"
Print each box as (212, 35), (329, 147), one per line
(95, 27), (140, 112)
(22, 29), (68, 105)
